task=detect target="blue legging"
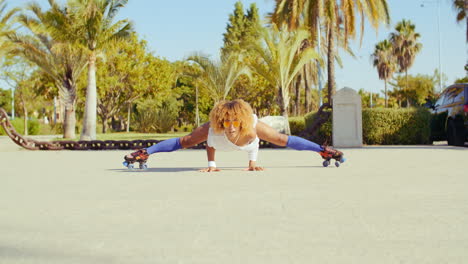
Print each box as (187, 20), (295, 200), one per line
(286, 136), (323, 152)
(146, 138), (182, 154)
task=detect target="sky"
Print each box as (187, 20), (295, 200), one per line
(11, 0), (468, 96)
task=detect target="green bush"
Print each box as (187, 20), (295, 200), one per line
(288, 116), (306, 135)
(303, 107), (432, 145)
(362, 108), (431, 145)
(0, 118), (40, 136)
(176, 123), (194, 132)
(133, 98), (181, 133)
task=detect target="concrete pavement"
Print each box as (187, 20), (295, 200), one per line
(0, 136), (467, 264)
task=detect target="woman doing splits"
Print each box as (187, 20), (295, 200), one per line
(123, 99), (345, 171)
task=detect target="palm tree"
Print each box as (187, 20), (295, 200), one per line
(186, 52), (250, 103)
(453, 0), (468, 42)
(8, 1), (88, 138)
(452, 0), (468, 71)
(271, 0), (390, 105)
(371, 39), (397, 107)
(249, 24), (319, 134)
(390, 19), (422, 106)
(0, 0), (18, 54)
(68, 0), (132, 140)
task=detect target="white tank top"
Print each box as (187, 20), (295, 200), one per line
(207, 114), (259, 161)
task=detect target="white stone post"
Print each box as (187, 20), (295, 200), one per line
(332, 87), (363, 147)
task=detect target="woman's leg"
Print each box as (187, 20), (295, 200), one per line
(126, 122), (210, 159)
(256, 120), (344, 162)
(255, 121), (323, 152)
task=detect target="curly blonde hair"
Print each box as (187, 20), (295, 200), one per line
(209, 99), (254, 136)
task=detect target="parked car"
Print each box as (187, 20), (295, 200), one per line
(428, 83), (468, 146)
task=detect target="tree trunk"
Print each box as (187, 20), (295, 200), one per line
(278, 86), (291, 135)
(126, 103), (131, 133)
(22, 101), (28, 136)
(304, 66), (311, 113)
(102, 116), (109, 133)
(327, 25), (336, 105)
(294, 73), (302, 116)
(405, 70), (410, 107)
(81, 51), (97, 140)
(63, 101), (76, 139)
(384, 80), (388, 108)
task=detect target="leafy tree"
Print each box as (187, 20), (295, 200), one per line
(186, 52), (250, 102)
(91, 34), (175, 133)
(68, 0), (133, 140)
(358, 89), (384, 108)
(132, 93), (182, 133)
(176, 61), (216, 127)
(371, 39), (397, 107)
(388, 73), (435, 107)
(0, 88), (11, 114)
(229, 72), (279, 116)
(390, 19), (422, 107)
(221, 2), (260, 56)
(271, 0), (390, 106)
(432, 68), (448, 92)
(0, 0), (18, 56)
(455, 76), (468, 83)
(8, 0), (88, 138)
(452, 0), (468, 42)
(452, 0), (468, 72)
(250, 24), (319, 133)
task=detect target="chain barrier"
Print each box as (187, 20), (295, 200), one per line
(1, 108), (275, 151)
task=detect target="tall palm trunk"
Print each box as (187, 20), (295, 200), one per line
(278, 85), (291, 135)
(63, 101), (76, 139)
(405, 70), (410, 107)
(294, 73), (302, 116)
(81, 51), (97, 140)
(327, 26), (336, 105)
(126, 102), (131, 132)
(384, 80), (388, 108)
(303, 66), (311, 113)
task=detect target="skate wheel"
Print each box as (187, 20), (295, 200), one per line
(335, 161), (340, 167)
(323, 160), (330, 167)
(139, 163), (148, 170)
(127, 164), (134, 169)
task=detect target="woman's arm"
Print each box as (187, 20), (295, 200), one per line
(255, 120), (288, 146)
(199, 146), (221, 172)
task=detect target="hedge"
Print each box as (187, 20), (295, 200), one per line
(0, 118), (40, 136)
(300, 108), (432, 145)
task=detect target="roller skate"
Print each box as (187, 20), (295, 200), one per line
(319, 145), (346, 167)
(123, 149), (149, 169)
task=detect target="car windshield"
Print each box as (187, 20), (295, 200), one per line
(444, 86), (463, 105)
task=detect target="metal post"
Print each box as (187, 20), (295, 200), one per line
(437, 0), (442, 92)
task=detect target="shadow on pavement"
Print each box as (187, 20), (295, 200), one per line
(110, 165), (326, 173)
(0, 244), (115, 263)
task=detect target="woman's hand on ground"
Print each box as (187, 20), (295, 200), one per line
(243, 166), (265, 171)
(199, 167), (221, 172)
